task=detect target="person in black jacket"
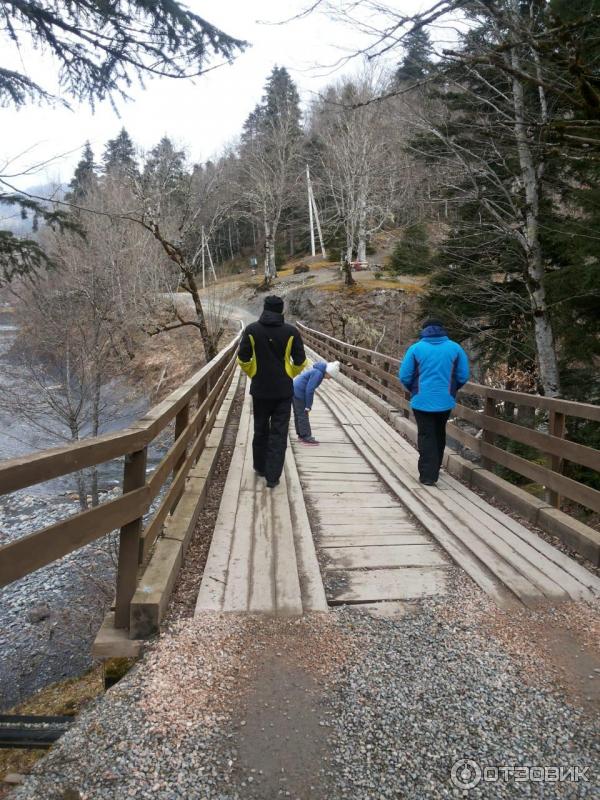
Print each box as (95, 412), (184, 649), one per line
(238, 296), (307, 488)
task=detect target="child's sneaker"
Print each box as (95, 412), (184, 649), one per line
(299, 436), (319, 446)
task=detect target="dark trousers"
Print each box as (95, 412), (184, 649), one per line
(252, 396), (292, 482)
(413, 409), (451, 483)
(292, 396), (312, 439)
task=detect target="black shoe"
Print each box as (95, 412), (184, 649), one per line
(266, 480), (279, 489)
(419, 478), (436, 486)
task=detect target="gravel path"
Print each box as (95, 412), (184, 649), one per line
(9, 589), (598, 799)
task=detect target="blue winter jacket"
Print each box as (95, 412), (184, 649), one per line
(398, 325), (469, 412)
(293, 362), (327, 410)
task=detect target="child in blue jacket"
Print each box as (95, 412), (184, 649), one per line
(293, 360), (340, 445)
(399, 319), (469, 485)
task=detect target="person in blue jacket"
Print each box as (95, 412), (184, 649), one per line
(293, 360), (340, 445)
(399, 318), (469, 485)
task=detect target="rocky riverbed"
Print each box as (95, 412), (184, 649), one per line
(0, 490), (117, 710)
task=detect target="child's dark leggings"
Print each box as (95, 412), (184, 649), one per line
(292, 396), (312, 439)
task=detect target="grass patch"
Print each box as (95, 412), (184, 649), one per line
(0, 666), (104, 784)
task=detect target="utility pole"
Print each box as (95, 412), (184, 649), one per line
(201, 226), (206, 289)
(307, 164), (316, 257)
(306, 164), (326, 259)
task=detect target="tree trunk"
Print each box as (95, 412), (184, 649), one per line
(185, 269), (217, 360)
(510, 46), (561, 397)
(357, 179), (367, 264)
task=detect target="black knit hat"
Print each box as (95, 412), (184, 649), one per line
(264, 295), (284, 313)
(422, 317), (445, 329)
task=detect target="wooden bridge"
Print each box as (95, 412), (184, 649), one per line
(1, 325), (599, 657)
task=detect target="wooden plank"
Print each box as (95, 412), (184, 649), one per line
(415, 489), (570, 602)
(195, 395), (251, 612)
(320, 534), (430, 547)
(248, 488), (274, 612)
(222, 490), (255, 611)
(318, 523), (419, 535)
(302, 482), (384, 493)
(0, 334), (240, 496)
(320, 387), (520, 608)
(114, 447), (147, 629)
(141, 369), (234, 559)
(0, 428), (147, 496)
(442, 471), (600, 597)
(296, 462), (373, 474)
(300, 322), (600, 422)
(271, 476), (303, 616)
(316, 510), (411, 526)
(331, 567), (449, 603)
(324, 544), (447, 570)
(291, 445), (361, 458)
(299, 472), (377, 482)
(480, 441), (600, 513)
(0, 486), (150, 589)
(284, 447), (328, 611)
(454, 403), (600, 473)
(310, 493), (399, 508)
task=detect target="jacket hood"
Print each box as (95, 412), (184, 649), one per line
(259, 309), (284, 326)
(314, 361), (327, 375)
(421, 323), (448, 340)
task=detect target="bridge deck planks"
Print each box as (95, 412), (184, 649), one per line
(195, 386), (324, 617)
(292, 395), (451, 605)
(318, 378), (600, 606)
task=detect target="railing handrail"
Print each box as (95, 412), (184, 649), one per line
(298, 322), (600, 516)
(0, 328), (243, 627)
(0, 332), (241, 495)
(297, 323), (600, 422)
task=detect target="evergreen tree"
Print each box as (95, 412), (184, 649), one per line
(67, 142), (97, 203)
(143, 136), (186, 195)
(103, 128), (138, 176)
(388, 224), (432, 274)
(0, 1), (246, 109)
(396, 28), (433, 82)
(0, 1), (245, 286)
(242, 66), (302, 146)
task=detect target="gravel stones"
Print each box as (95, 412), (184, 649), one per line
(9, 598), (599, 800)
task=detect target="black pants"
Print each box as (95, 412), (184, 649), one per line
(252, 396), (292, 483)
(292, 396), (312, 439)
(413, 409), (451, 483)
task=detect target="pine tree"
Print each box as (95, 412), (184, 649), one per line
(67, 142), (97, 203)
(388, 224), (432, 274)
(396, 28), (433, 83)
(0, 1), (245, 286)
(242, 66), (302, 145)
(103, 128), (138, 176)
(143, 137), (186, 195)
(0, 2), (246, 108)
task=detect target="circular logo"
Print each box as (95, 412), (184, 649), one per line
(451, 759), (482, 790)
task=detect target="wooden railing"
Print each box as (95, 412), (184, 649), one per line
(298, 323), (600, 515)
(0, 331), (241, 630)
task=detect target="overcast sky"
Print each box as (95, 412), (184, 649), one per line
(1, 1), (424, 189)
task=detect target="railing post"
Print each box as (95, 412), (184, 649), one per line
(196, 380), (209, 437)
(482, 394), (496, 470)
(547, 410), (566, 508)
(115, 447), (147, 629)
(171, 400), (190, 511)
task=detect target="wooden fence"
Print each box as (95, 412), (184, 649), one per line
(0, 331), (241, 630)
(298, 323), (600, 516)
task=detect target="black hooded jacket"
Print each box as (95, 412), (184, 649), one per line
(237, 310), (307, 398)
